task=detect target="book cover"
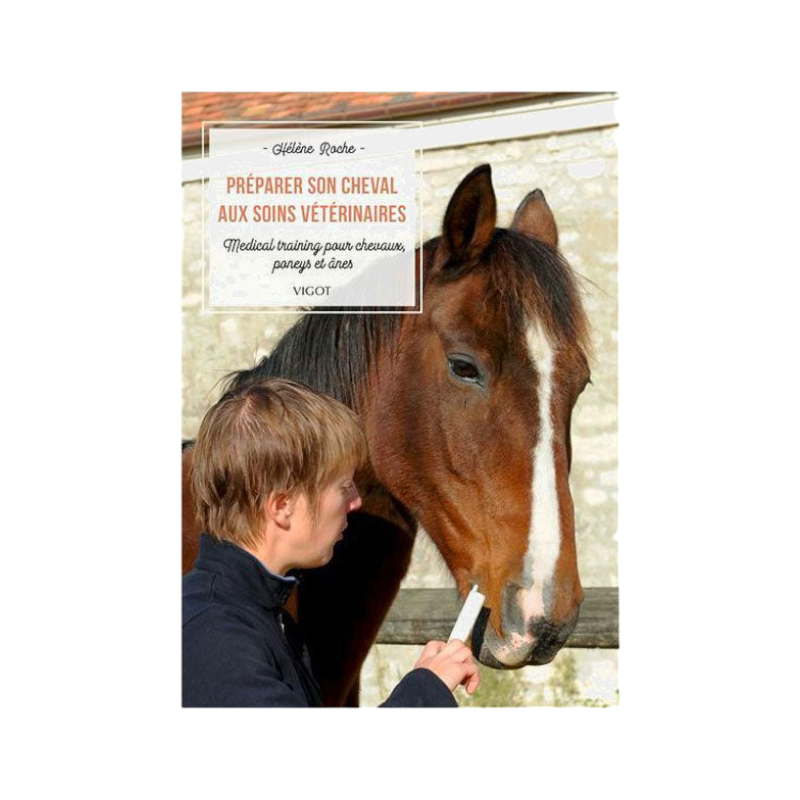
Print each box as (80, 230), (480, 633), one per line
(181, 92), (618, 707)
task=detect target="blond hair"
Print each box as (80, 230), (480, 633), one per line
(191, 378), (367, 549)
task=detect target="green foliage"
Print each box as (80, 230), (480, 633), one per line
(368, 644), (617, 708)
(551, 650), (581, 706)
(550, 652), (615, 707)
(576, 688), (622, 708)
(459, 663), (527, 707)
(459, 651), (616, 708)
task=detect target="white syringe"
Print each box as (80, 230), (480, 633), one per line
(448, 584), (486, 642)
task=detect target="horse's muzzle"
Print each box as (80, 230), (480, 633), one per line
(471, 585), (581, 668)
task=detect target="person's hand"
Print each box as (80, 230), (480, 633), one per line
(413, 639), (480, 695)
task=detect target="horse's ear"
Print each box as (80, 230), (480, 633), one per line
(440, 164), (497, 266)
(511, 189), (558, 248)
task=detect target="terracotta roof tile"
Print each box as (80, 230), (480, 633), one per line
(182, 91), (548, 150)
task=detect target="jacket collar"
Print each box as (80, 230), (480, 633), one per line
(195, 534), (297, 611)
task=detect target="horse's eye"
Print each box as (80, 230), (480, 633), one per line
(448, 356), (481, 383)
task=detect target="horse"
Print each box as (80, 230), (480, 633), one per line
(182, 164), (592, 706)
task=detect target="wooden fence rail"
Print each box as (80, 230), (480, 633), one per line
(376, 587), (618, 649)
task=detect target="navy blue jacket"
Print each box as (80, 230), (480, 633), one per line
(183, 535), (457, 707)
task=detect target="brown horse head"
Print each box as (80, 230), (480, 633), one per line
(366, 165), (591, 668)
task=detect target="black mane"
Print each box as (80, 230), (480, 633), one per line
(224, 310), (402, 411)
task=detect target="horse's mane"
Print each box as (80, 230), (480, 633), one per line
(223, 306), (403, 410)
(223, 230), (589, 408)
(481, 228), (591, 357)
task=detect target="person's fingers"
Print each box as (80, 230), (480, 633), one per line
(464, 666), (480, 695)
(414, 640), (448, 669)
(419, 640), (480, 692)
(443, 641), (474, 663)
(442, 641), (474, 663)
(454, 647), (475, 664)
(419, 640), (445, 660)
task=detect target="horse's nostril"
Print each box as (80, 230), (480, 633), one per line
(530, 620), (562, 651)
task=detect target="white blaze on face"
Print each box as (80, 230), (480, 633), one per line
(520, 322), (560, 621)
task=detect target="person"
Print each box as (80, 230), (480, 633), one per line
(183, 378), (480, 707)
